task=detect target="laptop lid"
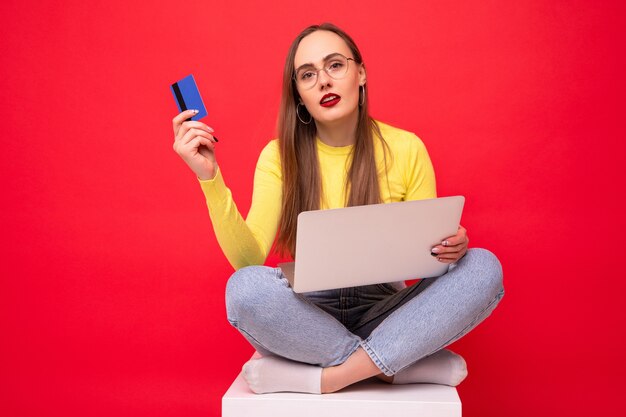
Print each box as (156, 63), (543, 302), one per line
(279, 196), (464, 293)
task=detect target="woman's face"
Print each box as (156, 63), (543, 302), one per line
(293, 30), (366, 127)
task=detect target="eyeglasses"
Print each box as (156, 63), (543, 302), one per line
(293, 53), (356, 90)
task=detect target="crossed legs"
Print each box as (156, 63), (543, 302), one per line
(227, 248), (504, 394)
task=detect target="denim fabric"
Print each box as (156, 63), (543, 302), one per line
(225, 248), (504, 376)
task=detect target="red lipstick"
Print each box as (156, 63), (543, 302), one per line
(320, 93), (341, 107)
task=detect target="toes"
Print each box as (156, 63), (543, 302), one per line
(242, 360), (260, 391)
(451, 355), (468, 386)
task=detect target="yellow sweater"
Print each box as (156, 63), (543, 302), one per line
(198, 120), (437, 270)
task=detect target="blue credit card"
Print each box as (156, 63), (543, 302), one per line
(170, 74), (207, 121)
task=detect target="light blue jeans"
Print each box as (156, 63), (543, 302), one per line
(225, 248), (504, 376)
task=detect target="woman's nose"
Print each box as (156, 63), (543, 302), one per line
(317, 70), (332, 88)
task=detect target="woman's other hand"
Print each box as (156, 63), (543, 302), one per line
(430, 225), (469, 263)
(172, 110), (219, 180)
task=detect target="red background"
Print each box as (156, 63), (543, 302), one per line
(1, 1), (625, 416)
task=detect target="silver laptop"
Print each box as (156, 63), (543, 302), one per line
(278, 196), (465, 293)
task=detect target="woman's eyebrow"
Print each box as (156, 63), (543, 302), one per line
(295, 52), (344, 72)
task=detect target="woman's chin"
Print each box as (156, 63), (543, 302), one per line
(313, 108), (357, 126)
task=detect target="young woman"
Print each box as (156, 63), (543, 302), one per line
(172, 23), (504, 394)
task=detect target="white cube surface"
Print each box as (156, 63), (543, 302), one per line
(222, 363), (462, 417)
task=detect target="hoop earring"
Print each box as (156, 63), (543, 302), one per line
(359, 85), (365, 106)
(297, 103), (312, 124)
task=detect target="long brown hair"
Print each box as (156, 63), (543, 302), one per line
(275, 23), (391, 258)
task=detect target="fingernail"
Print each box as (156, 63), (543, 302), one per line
(431, 247), (440, 254)
(190, 109), (199, 113)
(206, 126), (214, 132)
(442, 240), (449, 247)
(430, 252), (438, 257)
(213, 136), (219, 142)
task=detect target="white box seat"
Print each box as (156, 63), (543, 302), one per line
(223, 354), (462, 417)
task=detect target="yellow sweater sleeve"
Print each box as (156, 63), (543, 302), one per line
(198, 140), (282, 270)
(404, 134), (437, 201)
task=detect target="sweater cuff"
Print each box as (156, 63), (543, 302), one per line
(198, 166), (227, 204)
